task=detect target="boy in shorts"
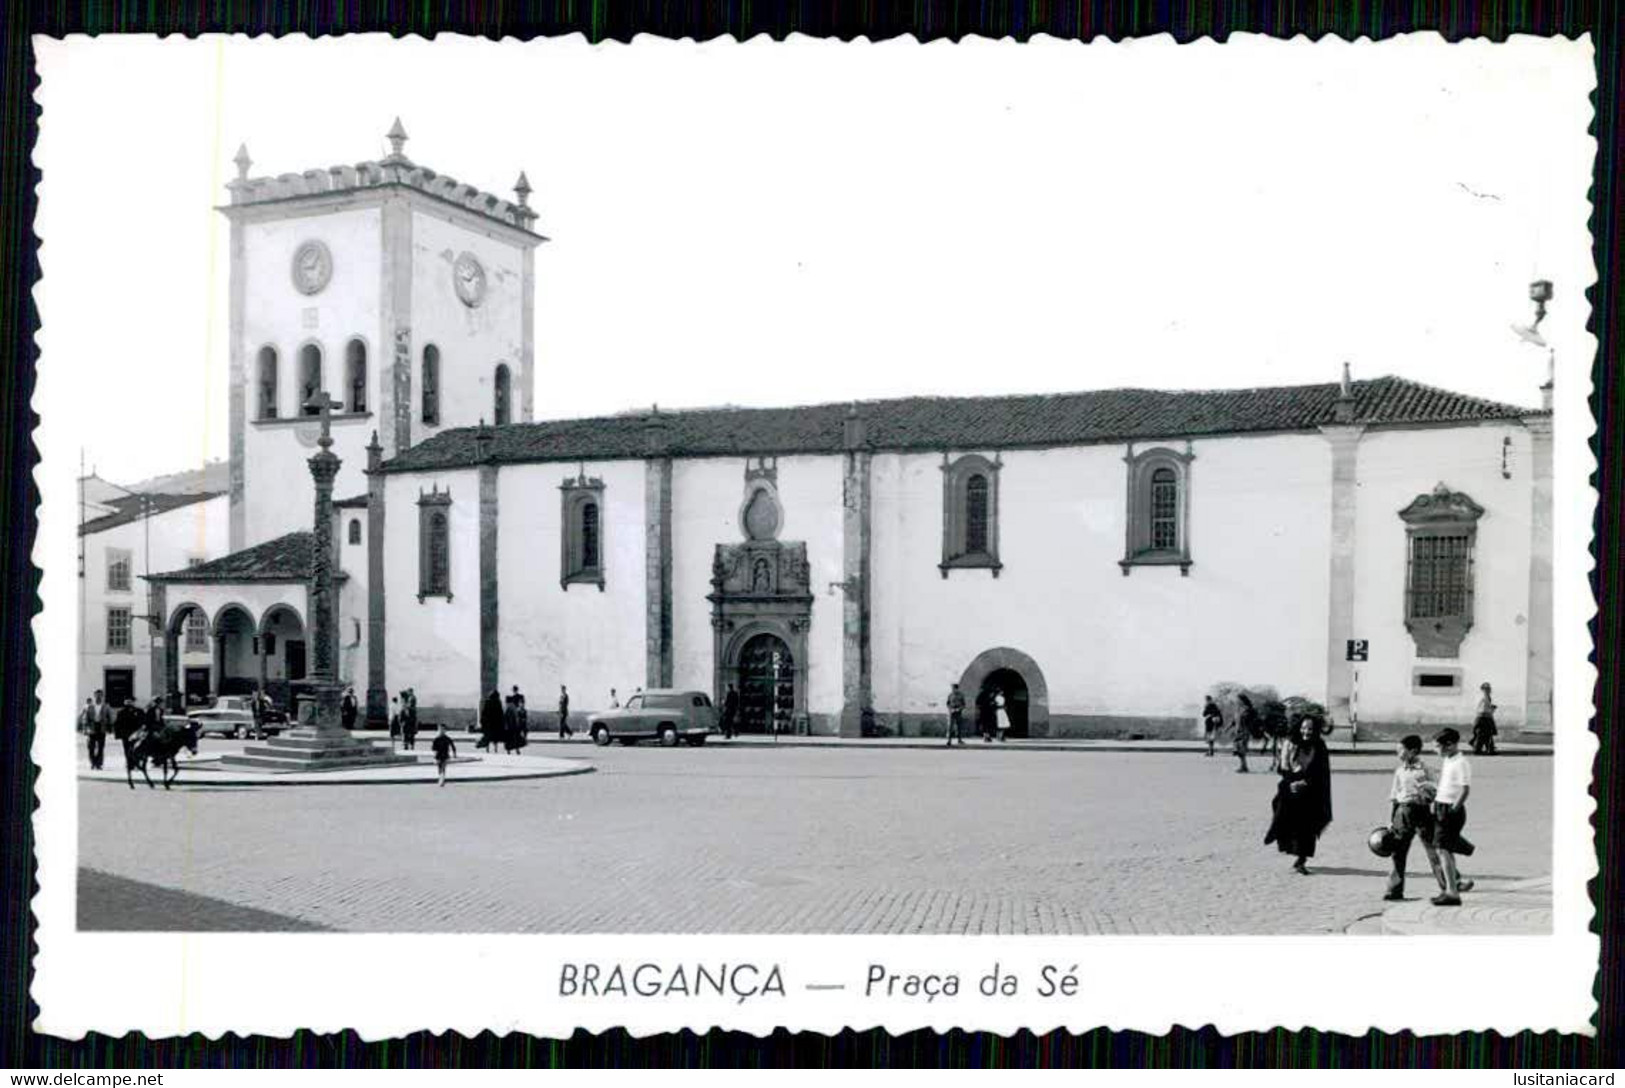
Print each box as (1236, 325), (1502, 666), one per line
(1384, 734), (1445, 901)
(1430, 727), (1476, 906)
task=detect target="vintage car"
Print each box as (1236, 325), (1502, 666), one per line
(188, 695), (287, 739)
(588, 690), (718, 747)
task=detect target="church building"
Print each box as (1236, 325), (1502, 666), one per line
(145, 123), (1556, 742)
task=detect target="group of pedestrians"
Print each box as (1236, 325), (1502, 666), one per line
(942, 681), (1011, 746)
(78, 688), (168, 771)
(1380, 728), (1477, 906)
(478, 686), (534, 753)
(1245, 709), (1481, 909)
(391, 688), (421, 749)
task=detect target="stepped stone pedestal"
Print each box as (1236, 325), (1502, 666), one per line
(219, 680), (417, 773)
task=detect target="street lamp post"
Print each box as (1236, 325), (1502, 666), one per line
(1513, 278), (1557, 734)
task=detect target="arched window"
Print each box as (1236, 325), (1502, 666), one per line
(560, 476), (606, 589)
(428, 514), (448, 589)
(1121, 445), (1194, 575)
(1150, 467), (1178, 550)
(346, 339), (367, 414)
(299, 343), (323, 415)
(417, 487), (452, 600)
(940, 454), (1002, 577)
(964, 475), (989, 555)
(421, 346), (440, 426)
(348, 518), (362, 546)
(257, 346), (279, 420)
(493, 363), (511, 426)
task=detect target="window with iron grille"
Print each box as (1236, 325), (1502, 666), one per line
(581, 503), (600, 568)
(417, 489), (453, 601)
(184, 609), (207, 652)
(964, 476), (989, 554)
(1150, 468), (1178, 550)
(106, 606), (132, 653)
(1398, 484), (1484, 658)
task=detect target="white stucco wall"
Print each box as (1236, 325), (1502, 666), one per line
(869, 435), (1334, 729)
(670, 455), (846, 718)
(241, 208), (384, 546)
(410, 210), (527, 442)
(1349, 422), (1534, 727)
(495, 460), (646, 716)
(78, 495), (229, 705)
(382, 468), (481, 715)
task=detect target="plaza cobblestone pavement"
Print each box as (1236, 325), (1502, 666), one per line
(78, 744), (1552, 935)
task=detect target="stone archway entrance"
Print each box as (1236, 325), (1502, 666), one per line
(981, 667), (1031, 738)
(736, 632), (795, 734)
(958, 647), (1050, 739)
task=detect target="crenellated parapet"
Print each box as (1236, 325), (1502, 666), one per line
(222, 119), (542, 237)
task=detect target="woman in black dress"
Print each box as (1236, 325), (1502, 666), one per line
(1265, 713), (1333, 874)
(479, 689), (504, 751)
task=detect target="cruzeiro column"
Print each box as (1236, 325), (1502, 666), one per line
(297, 391), (346, 736)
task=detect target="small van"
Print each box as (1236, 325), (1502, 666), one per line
(588, 690), (718, 747)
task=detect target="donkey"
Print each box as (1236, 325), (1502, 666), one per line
(124, 720), (201, 790)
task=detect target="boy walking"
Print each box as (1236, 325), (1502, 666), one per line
(1429, 727), (1476, 906)
(1383, 735), (1446, 901)
(431, 724), (457, 787)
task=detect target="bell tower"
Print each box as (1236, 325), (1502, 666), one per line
(221, 120), (546, 551)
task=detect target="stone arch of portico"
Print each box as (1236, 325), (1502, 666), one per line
(256, 604), (308, 708)
(207, 603), (260, 700)
(159, 600), (213, 703)
(958, 646), (1051, 737)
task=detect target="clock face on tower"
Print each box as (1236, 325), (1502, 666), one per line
(453, 251), (487, 308)
(291, 240), (333, 295)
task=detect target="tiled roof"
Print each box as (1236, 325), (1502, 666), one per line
(79, 491), (224, 537)
(148, 531), (341, 584)
(382, 376), (1535, 474)
(334, 494), (369, 509)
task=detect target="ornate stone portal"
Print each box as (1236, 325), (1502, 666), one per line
(708, 466), (813, 733)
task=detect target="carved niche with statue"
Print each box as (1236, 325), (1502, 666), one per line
(707, 460), (814, 732)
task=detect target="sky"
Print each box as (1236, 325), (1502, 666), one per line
(34, 34), (1596, 484)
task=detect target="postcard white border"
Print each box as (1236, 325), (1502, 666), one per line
(30, 32), (1599, 1039)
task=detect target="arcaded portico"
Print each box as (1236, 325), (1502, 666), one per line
(145, 532), (330, 710)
